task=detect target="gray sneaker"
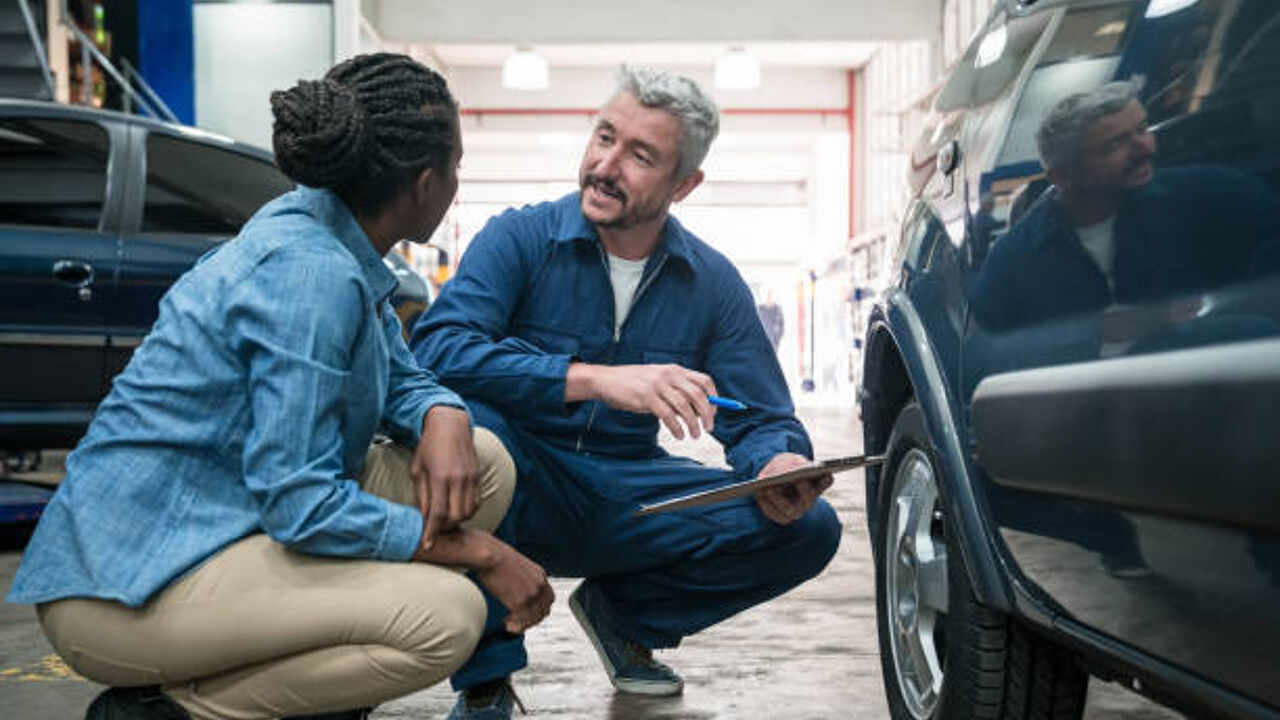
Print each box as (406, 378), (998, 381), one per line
(568, 582), (684, 696)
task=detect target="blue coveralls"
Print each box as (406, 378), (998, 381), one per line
(411, 192), (842, 688)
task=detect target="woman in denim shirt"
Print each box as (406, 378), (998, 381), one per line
(6, 54), (553, 720)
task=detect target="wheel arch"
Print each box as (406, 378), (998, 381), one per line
(861, 291), (1012, 612)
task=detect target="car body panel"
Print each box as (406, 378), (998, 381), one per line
(863, 0), (1280, 715)
(0, 101), (286, 451)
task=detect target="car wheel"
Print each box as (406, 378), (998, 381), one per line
(875, 401), (1087, 719)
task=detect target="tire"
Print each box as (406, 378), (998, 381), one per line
(874, 401), (1087, 719)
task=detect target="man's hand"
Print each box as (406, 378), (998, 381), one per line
(474, 539), (556, 633)
(754, 452), (833, 525)
(413, 405), (480, 549)
(567, 363), (718, 439)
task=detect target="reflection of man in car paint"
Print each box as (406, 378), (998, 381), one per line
(972, 80), (1280, 331)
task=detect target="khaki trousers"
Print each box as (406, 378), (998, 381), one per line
(39, 428), (514, 720)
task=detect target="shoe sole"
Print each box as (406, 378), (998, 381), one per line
(569, 589), (684, 697)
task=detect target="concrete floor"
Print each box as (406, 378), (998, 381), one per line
(0, 407), (1182, 719)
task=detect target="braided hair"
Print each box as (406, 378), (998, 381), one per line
(270, 53), (457, 216)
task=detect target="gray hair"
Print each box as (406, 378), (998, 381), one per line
(611, 66), (721, 179)
(1036, 79), (1142, 172)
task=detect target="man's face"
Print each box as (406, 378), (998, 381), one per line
(1068, 99), (1157, 195)
(578, 91), (699, 230)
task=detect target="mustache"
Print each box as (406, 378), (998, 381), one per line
(583, 175), (627, 203)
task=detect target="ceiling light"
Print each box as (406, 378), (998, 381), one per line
(1145, 0), (1198, 18)
(715, 47), (761, 90)
(502, 47), (548, 90)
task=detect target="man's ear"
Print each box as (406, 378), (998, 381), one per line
(672, 169), (704, 203)
(1045, 166), (1068, 194)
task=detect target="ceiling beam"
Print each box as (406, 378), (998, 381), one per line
(369, 0), (941, 45)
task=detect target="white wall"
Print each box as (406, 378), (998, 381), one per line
(194, 3), (334, 150)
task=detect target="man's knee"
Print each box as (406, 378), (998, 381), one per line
(466, 427), (516, 533)
(790, 499), (842, 579)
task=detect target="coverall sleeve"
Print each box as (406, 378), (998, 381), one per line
(410, 213), (575, 419)
(232, 248), (423, 562)
(380, 305), (470, 447)
(705, 263), (814, 478)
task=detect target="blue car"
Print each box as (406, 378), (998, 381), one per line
(859, 1), (1280, 718)
(0, 100), (433, 456)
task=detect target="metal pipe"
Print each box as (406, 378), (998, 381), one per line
(122, 58), (178, 123)
(15, 0), (55, 99)
(61, 18), (171, 122)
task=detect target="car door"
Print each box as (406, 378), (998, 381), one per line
(0, 113), (123, 450)
(962, 0), (1280, 706)
(106, 126), (292, 379)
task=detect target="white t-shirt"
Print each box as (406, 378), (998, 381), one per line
(1076, 215), (1117, 286)
(608, 253), (647, 336)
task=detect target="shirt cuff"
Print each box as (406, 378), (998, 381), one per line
(377, 500), (425, 562)
(412, 394), (472, 443)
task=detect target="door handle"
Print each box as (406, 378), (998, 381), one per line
(52, 259), (95, 301)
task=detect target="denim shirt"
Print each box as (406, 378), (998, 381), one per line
(8, 187), (463, 608)
(411, 192), (810, 476)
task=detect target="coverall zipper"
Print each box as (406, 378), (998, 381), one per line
(575, 247), (670, 452)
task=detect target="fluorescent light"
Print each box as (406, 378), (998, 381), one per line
(974, 24), (1007, 69)
(502, 48), (548, 90)
(715, 48), (761, 90)
(1146, 0), (1198, 18)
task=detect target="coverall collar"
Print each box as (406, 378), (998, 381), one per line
(554, 192), (701, 274)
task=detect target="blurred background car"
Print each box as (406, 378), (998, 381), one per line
(858, 1), (1280, 719)
(0, 99), (434, 458)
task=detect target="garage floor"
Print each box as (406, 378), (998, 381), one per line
(1, 407), (1181, 719)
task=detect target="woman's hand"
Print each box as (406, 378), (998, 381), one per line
(413, 405), (480, 548)
(474, 539), (556, 633)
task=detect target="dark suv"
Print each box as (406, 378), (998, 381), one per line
(0, 100), (431, 455)
(859, 1), (1280, 719)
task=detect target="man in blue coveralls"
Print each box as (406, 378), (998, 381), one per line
(411, 66), (842, 719)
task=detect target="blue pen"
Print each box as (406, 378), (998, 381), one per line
(707, 395), (749, 411)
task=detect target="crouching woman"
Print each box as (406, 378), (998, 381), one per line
(6, 53), (553, 720)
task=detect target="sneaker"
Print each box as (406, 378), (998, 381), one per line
(568, 582), (684, 696)
(445, 677), (526, 720)
(85, 687), (190, 719)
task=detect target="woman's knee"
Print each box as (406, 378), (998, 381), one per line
(396, 571), (487, 670)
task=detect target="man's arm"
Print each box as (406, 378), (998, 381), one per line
(703, 266), (814, 478)
(410, 213), (574, 419)
(695, 265), (830, 524)
(565, 361), (718, 440)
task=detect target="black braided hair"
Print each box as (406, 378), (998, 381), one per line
(270, 53), (457, 216)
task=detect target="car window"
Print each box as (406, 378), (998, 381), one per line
(0, 118), (110, 230)
(936, 10), (1053, 112)
(969, 0), (1280, 338)
(996, 5), (1135, 168)
(142, 133), (293, 235)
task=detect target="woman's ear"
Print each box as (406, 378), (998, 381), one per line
(412, 167), (437, 207)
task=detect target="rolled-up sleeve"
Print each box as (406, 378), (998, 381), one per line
(230, 248), (423, 561)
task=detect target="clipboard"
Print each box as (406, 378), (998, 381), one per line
(634, 454), (886, 516)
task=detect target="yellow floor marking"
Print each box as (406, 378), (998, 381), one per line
(0, 653), (84, 683)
